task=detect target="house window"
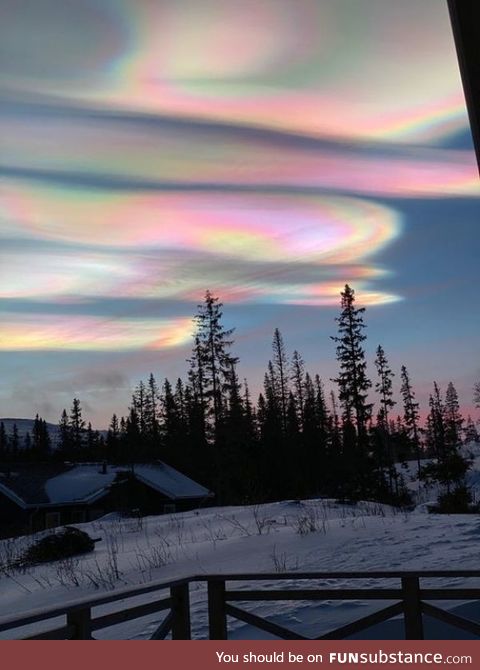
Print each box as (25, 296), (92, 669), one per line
(45, 512), (61, 529)
(71, 510), (86, 524)
(163, 504), (176, 514)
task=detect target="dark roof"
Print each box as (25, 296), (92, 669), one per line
(0, 463), (70, 506)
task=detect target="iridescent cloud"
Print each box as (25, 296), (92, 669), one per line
(0, 0), (478, 426)
(2, 112), (478, 199)
(0, 315), (194, 351)
(1, 0), (466, 145)
(1, 185), (402, 313)
(2, 184), (399, 257)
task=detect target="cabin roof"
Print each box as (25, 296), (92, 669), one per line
(0, 462), (211, 509)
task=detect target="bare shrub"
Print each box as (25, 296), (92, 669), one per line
(199, 519), (227, 548)
(134, 541), (172, 572)
(270, 544), (288, 572)
(252, 505), (273, 535)
(219, 514), (252, 537)
(55, 557), (82, 587)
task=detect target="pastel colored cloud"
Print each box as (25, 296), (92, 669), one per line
(1, 186), (402, 323)
(1, 0), (479, 428)
(1, 0), (467, 145)
(0, 315), (194, 351)
(1, 112), (478, 199)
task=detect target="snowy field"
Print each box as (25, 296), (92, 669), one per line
(2, 484), (480, 640)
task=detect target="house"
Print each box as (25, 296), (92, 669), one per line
(0, 462), (213, 537)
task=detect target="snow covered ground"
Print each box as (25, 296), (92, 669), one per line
(1, 493), (480, 640)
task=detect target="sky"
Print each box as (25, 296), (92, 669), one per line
(1, 0), (479, 427)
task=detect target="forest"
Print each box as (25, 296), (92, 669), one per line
(1, 285), (479, 512)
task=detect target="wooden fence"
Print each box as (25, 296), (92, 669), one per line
(1, 571), (480, 640)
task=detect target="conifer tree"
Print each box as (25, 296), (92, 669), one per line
(331, 285), (372, 447)
(107, 414), (120, 460)
(374, 345), (395, 429)
(32, 414), (51, 459)
(70, 398), (85, 455)
(464, 416), (479, 443)
(444, 381), (463, 449)
(429, 382), (446, 458)
(24, 431), (32, 453)
(400, 365), (421, 473)
(272, 328), (289, 432)
(146, 373), (160, 439)
(474, 380), (480, 409)
(125, 406), (141, 466)
(291, 350), (305, 428)
(422, 382), (471, 507)
(132, 381), (147, 437)
(162, 378), (181, 455)
(10, 423), (19, 454)
(187, 336), (207, 444)
(190, 291), (237, 440)
(314, 375), (329, 438)
(58, 409), (72, 456)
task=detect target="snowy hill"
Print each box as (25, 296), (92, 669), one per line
(0, 418), (61, 447)
(0, 418), (108, 448)
(1, 497), (480, 640)
(397, 443), (480, 508)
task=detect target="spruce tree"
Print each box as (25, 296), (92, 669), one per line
(374, 345), (395, 430)
(58, 409), (72, 457)
(444, 381), (463, 449)
(10, 423), (20, 455)
(429, 382), (446, 458)
(132, 381), (147, 438)
(400, 365), (421, 473)
(190, 291), (237, 441)
(464, 416), (479, 444)
(474, 380), (480, 409)
(272, 328), (289, 432)
(107, 414), (120, 461)
(422, 382), (471, 507)
(331, 285), (372, 448)
(291, 350), (306, 429)
(70, 398), (85, 456)
(32, 414), (51, 459)
(24, 431), (32, 454)
(146, 373), (160, 441)
(187, 336), (207, 444)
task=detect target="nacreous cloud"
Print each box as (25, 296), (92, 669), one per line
(0, 315), (194, 351)
(0, 0), (468, 145)
(1, 187), (402, 329)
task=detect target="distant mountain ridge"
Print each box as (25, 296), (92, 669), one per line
(0, 418), (62, 447)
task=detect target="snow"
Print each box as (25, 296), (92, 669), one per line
(396, 444), (480, 507)
(0, 462), (211, 506)
(133, 463), (211, 500)
(45, 465), (117, 504)
(2, 497), (480, 640)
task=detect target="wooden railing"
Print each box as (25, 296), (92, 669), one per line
(1, 571), (480, 640)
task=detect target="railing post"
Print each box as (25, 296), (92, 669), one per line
(66, 607), (92, 640)
(208, 579), (227, 639)
(402, 576), (424, 639)
(170, 583), (191, 639)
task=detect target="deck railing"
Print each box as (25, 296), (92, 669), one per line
(1, 571), (480, 640)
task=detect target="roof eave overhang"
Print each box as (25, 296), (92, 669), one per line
(448, 0), (480, 176)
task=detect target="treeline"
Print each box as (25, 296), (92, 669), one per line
(1, 286), (479, 509)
